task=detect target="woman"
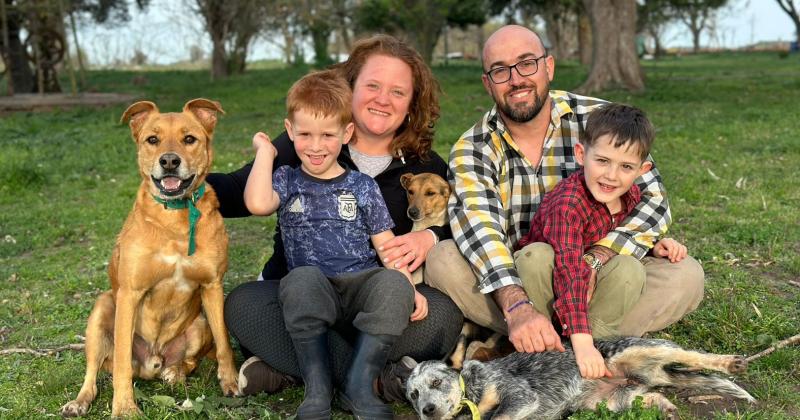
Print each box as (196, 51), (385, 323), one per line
(207, 34), (463, 403)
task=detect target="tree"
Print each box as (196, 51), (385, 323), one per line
(195, 0), (267, 79)
(671, 0), (728, 53)
(775, 0), (800, 47)
(638, 0), (675, 57)
(485, 0), (581, 60)
(258, 0), (303, 65)
(1, 0), (34, 93)
(0, 0), (148, 94)
(578, 0), (644, 93)
(356, 0), (469, 63)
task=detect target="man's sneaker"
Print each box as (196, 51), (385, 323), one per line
(238, 356), (296, 396)
(375, 356), (417, 403)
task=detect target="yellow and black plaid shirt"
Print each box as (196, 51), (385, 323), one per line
(448, 90), (671, 294)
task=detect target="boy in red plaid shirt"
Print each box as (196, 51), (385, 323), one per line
(516, 103), (688, 379)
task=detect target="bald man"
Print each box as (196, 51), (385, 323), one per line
(426, 25), (704, 355)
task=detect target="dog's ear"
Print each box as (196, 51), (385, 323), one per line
(120, 101), (159, 140)
(400, 173), (414, 190)
(184, 98), (225, 135)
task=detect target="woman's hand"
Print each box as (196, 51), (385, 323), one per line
(378, 230), (436, 272)
(410, 289), (428, 321)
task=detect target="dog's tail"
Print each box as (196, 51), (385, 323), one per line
(665, 368), (756, 403)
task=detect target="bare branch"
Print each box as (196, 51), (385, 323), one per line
(0, 343), (85, 357)
(746, 333), (800, 362)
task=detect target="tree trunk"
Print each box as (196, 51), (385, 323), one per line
(578, 0), (644, 94)
(210, 38), (228, 80)
(690, 25), (701, 53)
(542, 1), (578, 60)
(578, 11), (592, 66)
(309, 20), (333, 67)
(649, 27), (665, 58)
(404, 1), (449, 64)
(0, 0), (35, 93)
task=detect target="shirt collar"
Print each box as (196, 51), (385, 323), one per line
(484, 90), (575, 138)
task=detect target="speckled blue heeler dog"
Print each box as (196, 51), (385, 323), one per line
(406, 337), (755, 420)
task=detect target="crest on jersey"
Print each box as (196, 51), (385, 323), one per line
(337, 192), (357, 221)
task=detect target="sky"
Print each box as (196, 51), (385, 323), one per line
(74, 0), (798, 67)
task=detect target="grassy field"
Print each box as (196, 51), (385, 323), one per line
(1, 51), (798, 419)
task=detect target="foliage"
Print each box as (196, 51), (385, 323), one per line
(355, 0), (478, 63)
(1, 52), (799, 419)
(69, 0), (151, 24)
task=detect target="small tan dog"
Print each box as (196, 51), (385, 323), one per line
(61, 99), (238, 418)
(400, 172), (450, 284)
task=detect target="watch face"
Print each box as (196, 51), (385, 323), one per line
(583, 253), (601, 270)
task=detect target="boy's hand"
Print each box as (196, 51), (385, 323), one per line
(653, 238), (687, 263)
(571, 333), (612, 379)
(252, 132), (277, 158)
(410, 290), (428, 322)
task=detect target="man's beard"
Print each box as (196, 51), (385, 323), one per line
(496, 82), (548, 123)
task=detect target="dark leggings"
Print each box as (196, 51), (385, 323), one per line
(224, 279), (464, 385)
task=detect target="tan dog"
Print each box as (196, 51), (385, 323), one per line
(400, 172), (450, 233)
(61, 99), (238, 418)
(400, 172), (450, 284)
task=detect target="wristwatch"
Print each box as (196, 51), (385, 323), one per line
(583, 252), (603, 271)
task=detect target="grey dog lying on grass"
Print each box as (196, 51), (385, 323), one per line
(406, 337), (755, 420)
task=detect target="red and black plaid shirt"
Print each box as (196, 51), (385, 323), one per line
(517, 170), (641, 336)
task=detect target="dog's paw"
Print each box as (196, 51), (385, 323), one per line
(643, 393), (677, 419)
(60, 400), (89, 418)
(726, 357), (748, 374)
(218, 364), (240, 396)
(220, 379), (239, 397)
(110, 398), (141, 418)
(161, 366), (186, 385)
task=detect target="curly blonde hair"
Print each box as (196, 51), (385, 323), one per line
(334, 34), (441, 159)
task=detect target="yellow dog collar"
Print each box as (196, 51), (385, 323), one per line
(457, 374), (480, 420)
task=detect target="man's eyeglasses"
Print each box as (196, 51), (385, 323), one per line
(484, 55), (546, 84)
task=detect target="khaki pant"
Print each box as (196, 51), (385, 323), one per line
(425, 240), (705, 337)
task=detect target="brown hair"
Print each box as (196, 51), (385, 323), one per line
(334, 34), (440, 159)
(582, 103), (655, 161)
(286, 69), (352, 127)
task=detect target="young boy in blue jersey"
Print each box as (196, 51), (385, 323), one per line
(244, 69), (427, 420)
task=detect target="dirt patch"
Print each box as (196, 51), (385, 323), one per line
(0, 92), (138, 114)
(674, 387), (757, 418)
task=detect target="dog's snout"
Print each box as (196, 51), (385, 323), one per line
(159, 153), (181, 171)
(422, 404), (436, 416)
(408, 207), (421, 219)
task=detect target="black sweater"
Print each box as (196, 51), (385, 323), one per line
(206, 131), (452, 280)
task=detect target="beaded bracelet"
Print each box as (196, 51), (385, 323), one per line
(505, 299), (533, 314)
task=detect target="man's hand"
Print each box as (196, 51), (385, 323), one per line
(506, 304), (566, 353)
(496, 285), (564, 353)
(653, 238), (687, 263)
(570, 333), (612, 379)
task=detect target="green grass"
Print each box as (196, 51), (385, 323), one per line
(1, 51), (799, 419)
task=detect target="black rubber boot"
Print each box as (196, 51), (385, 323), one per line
(292, 334), (332, 420)
(339, 333), (397, 419)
